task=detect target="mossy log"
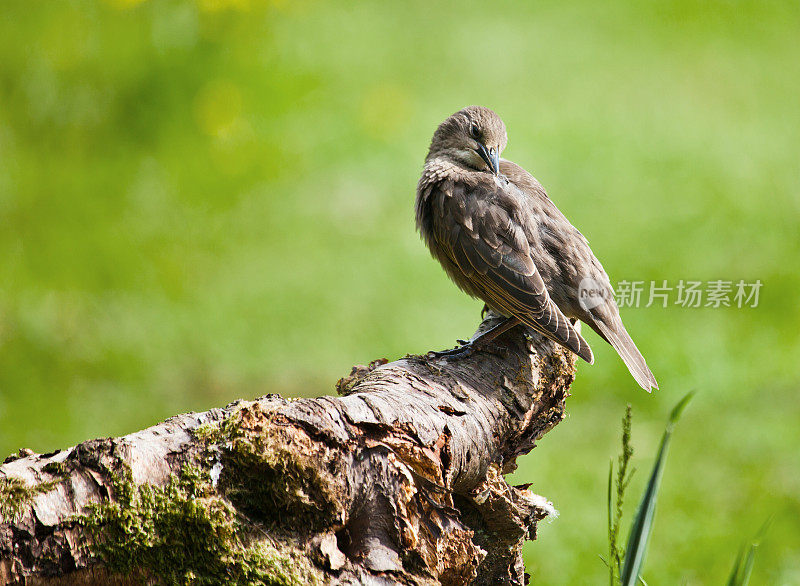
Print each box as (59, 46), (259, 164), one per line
(0, 315), (576, 585)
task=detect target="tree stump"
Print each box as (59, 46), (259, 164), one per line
(0, 315), (575, 585)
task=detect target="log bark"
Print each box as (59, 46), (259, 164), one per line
(0, 315), (576, 585)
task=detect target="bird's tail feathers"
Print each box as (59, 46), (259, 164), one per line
(521, 315), (595, 365)
(591, 319), (658, 392)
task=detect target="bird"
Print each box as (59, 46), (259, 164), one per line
(415, 106), (658, 392)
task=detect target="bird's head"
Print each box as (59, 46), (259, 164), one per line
(427, 106), (508, 175)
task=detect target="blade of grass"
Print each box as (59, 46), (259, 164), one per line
(726, 518), (771, 586)
(608, 458), (615, 586)
(725, 545), (755, 586)
(620, 392), (694, 586)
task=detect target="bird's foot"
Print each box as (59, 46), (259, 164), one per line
(427, 341), (475, 360)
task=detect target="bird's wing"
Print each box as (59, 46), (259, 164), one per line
(433, 180), (593, 363)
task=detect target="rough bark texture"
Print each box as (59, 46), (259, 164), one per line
(0, 316), (575, 585)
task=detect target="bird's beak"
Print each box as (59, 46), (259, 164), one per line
(476, 144), (500, 175)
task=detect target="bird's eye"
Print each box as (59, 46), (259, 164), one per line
(470, 124), (480, 139)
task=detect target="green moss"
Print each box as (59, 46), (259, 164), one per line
(192, 414), (244, 445)
(0, 478), (32, 520)
(218, 430), (342, 532)
(42, 461), (68, 476)
(194, 409), (341, 532)
(0, 476), (60, 521)
(78, 464), (319, 586)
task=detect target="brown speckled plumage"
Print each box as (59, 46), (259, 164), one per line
(416, 106), (658, 391)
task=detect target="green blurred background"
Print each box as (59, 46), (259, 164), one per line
(1, 0), (798, 582)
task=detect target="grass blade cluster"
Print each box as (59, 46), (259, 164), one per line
(620, 392), (693, 586)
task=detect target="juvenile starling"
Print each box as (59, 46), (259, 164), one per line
(416, 106), (658, 391)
